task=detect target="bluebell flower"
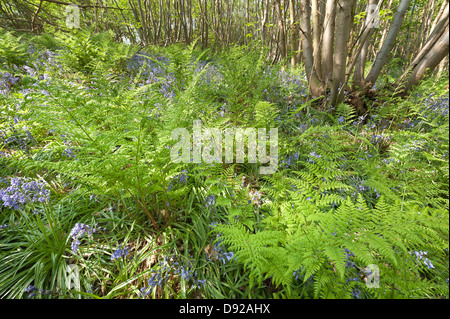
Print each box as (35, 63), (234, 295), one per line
(69, 223), (102, 254)
(345, 261), (355, 268)
(351, 288), (361, 299)
(206, 195), (216, 208)
(0, 177), (50, 210)
(25, 285), (38, 298)
(293, 269), (302, 281)
(423, 258), (435, 269)
(111, 245), (130, 260)
(344, 248), (355, 258)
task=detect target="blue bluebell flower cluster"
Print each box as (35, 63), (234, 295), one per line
(174, 260), (206, 289)
(24, 285), (53, 298)
(344, 248), (356, 269)
(0, 71), (21, 95)
(59, 134), (79, 159)
(167, 170), (188, 191)
(293, 268), (314, 287)
(410, 94), (449, 128)
(262, 68), (308, 108)
(125, 52), (176, 99)
(195, 60), (223, 86)
(307, 151), (322, 164)
(139, 255), (206, 298)
(69, 223), (104, 254)
(0, 120), (36, 155)
(0, 177), (50, 210)
(411, 250), (435, 269)
(282, 153), (299, 168)
(351, 287), (361, 299)
(111, 245), (130, 260)
(348, 178), (380, 200)
(205, 195), (216, 208)
(25, 285), (38, 298)
(206, 240), (235, 264)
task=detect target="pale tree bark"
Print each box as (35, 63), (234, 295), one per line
(427, 2), (449, 42)
(365, 0), (412, 86)
(299, 0), (323, 96)
(403, 0), (416, 67)
(353, 0), (380, 89)
(274, 0), (287, 60)
(398, 17), (449, 91)
(321, 0), (336, 87)
(330, 0), (354, 106)
(421, 0), (436, 48)
(436, 55), (448, 79)
(376, 0), (393, 52)
(289, 0), (299, 67)
(260, 0), (269, 44)
(311, 0), (322, 78)
(430, 0), (449, 37)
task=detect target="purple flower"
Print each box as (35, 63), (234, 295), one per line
(423, 258), (435, 269)
(69, 223), (103, 254)
(111, 245), (130, 260)
(0, 177), (50, 210)
(25, 285), (38, 298)
(351, 288), (361, 299)
(344, 248), (355, 258)
(206, 195), (216, 208)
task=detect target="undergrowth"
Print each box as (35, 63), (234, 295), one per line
(0, 28), (448, 299)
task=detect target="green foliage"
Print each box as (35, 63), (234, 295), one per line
(55, 29), (137, 74)
(0, 29), (28, 67)
(214, 44), (276, 126)
(0, 203), (75, 298)
(0, 30), (448, 300)
(213, 87), (449, 298)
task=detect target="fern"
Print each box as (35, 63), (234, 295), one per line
(213, 107), (449, 298)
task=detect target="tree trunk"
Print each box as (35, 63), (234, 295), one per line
(321, 0), (336, 87)
(299, 0), (323, 96)
(365, 0), (412, 86)
(289, 0), (299, 67)
(330, 0), (354, 106)
(274, 0), (287, 60)
(311, 0), (322, 78)
(398, 21), (449, 91)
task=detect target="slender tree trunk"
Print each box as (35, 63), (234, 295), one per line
(330, 0), (354, 106)
(353, 0), (379, 88)
(436, 55), (448, 78)
(311, 0), (322, 78)
(274, 0), (287, 60)
(376, 0), (393, 52)
(398, 18), (449, 91)
(403, 0), (416, 68)
(321, 0), (336, 87)
(430, 0), (448, 36)
(289, 0), (299, 67)
(261, 0), (269, 44)
(365, 0), (412, 86)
